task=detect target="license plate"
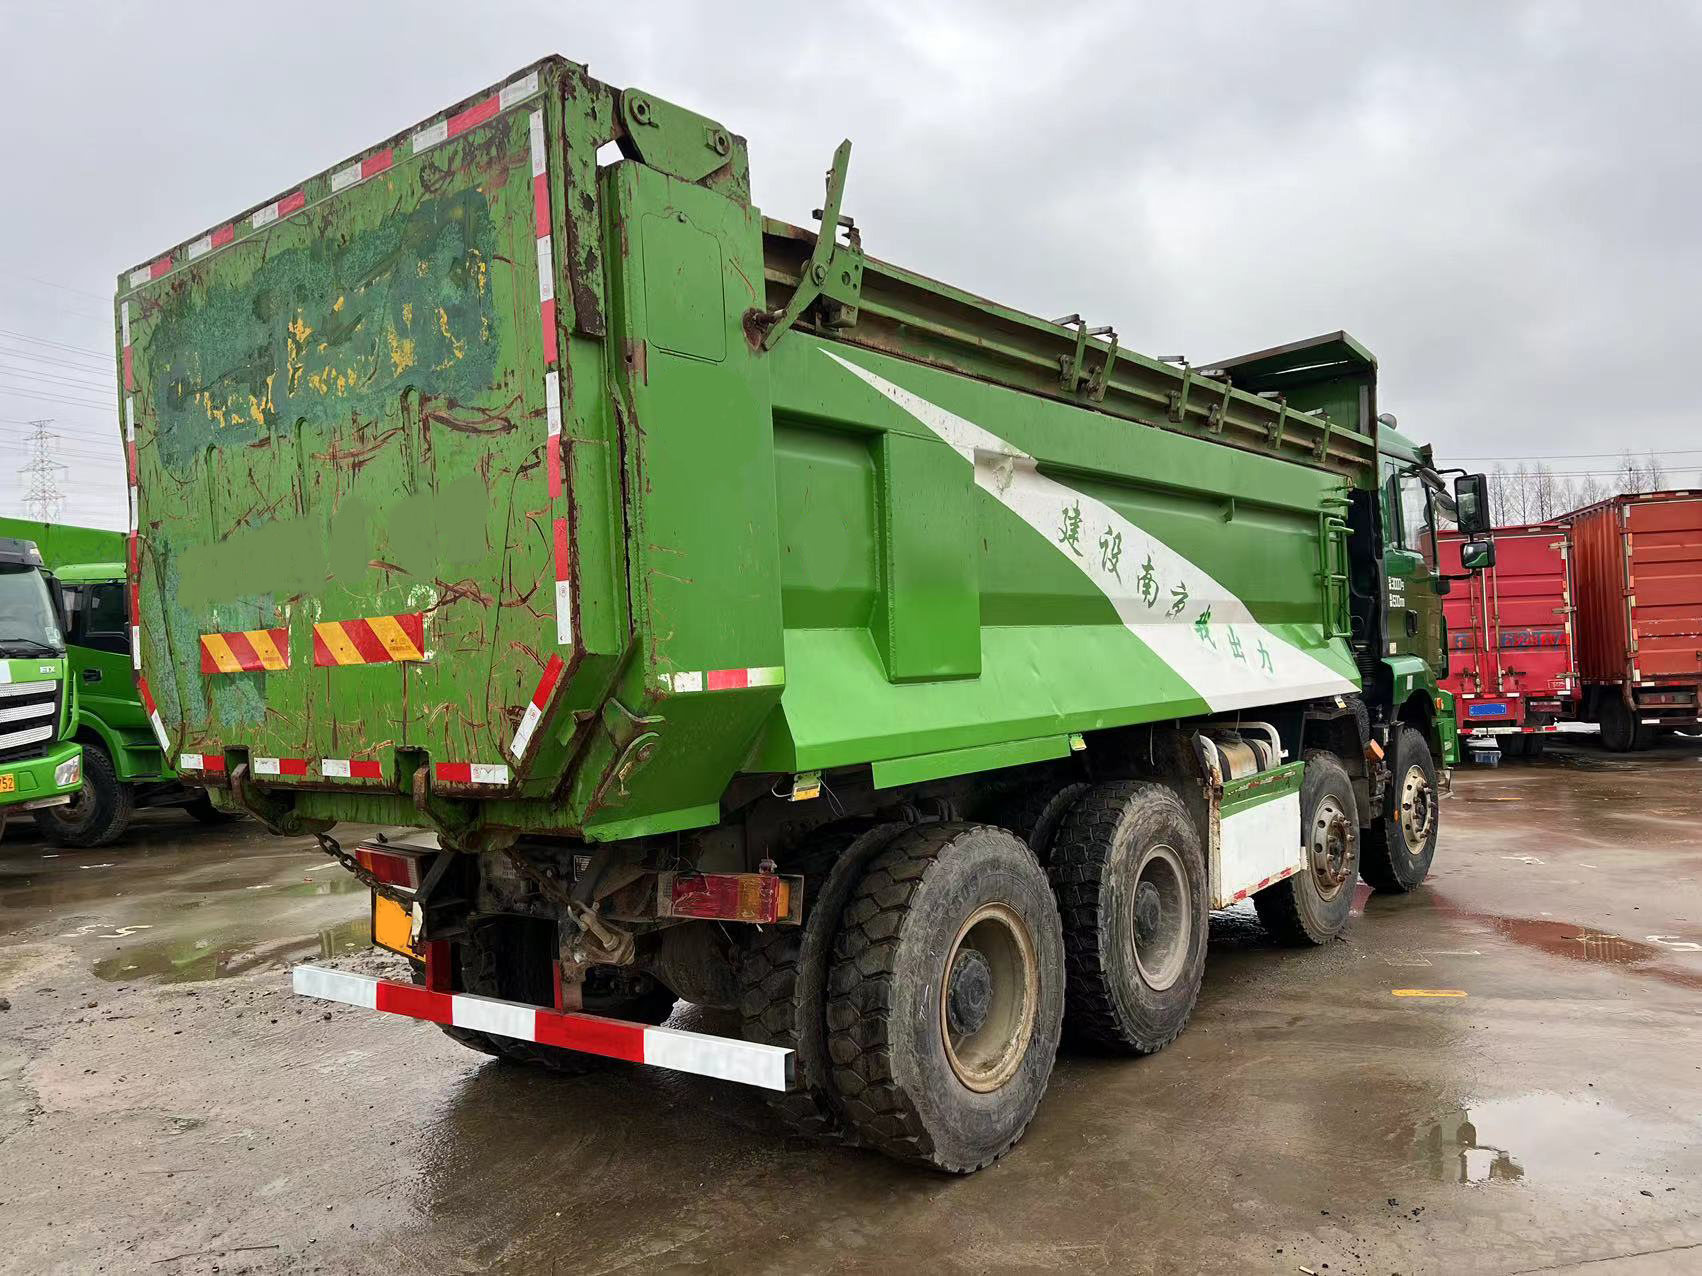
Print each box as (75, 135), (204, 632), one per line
(0, 773), (14, 795)
(371, 892), (421, 960)
(1467, 702), (1510, 718)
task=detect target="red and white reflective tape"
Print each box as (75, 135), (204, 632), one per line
(293, 964), (792, 1092)
(434, 761), (510, 787)
(127, 256), (173, 288)
(530, 106), (572, 650)
(254, 756), (309, 778)
(251, 190), (306, 230)
(1226, 864), (1301, 905)
(331, 149), (394, 194)
(413, 70), (541, 156)
(185, 223), (235, 261)
(509, 654), (565, 761)
(121, 301), (134, 393)
(528, 108), (558, 368)
(136, 676), (169, 751)
(322, 758), (384, 781)
(661, 666), (786, 694)
(178, 752), (227, 775)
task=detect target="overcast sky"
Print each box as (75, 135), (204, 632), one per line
(2, 0), (1698, 530)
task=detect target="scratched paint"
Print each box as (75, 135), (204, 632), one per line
(145, 189), (502, 472)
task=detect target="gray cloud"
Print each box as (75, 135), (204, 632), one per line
(3, 0), (1698, 528)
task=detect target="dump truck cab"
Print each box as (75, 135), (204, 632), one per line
(34, 559), (224, 846)
(0, 537), (83, 828)
(1202, 334), (1484, 774)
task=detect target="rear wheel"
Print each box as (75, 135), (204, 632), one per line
(825, 823), (1065, 1172)
(1361, 726), (1438, 893)
(1600, 696), (1644, 752)
(184, 791), (241, 824)
(738, 819), (908, 1140)
(988, 779), (1088, 864)
(1254, 752), (1358, 945)
(33, 743), (133, 848)
(1049, 781), (1208, 1054)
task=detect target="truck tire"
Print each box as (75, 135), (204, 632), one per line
(738, 819), (908, 1141)
(1253, 752), (1359, 945)
(1049, 781), (1208, 1054)
(184, 792), (241, 824)
(425, 919), (676, 1074)
(1600, 697), (1644, 752)
(988, 779), (1088, 864)
(825, 823), (1065, 1172)
(33, 743), (133, 848)
(1360, 726), (1438, 893)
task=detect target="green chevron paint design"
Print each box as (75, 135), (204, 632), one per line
(822, 349), (1358, 714)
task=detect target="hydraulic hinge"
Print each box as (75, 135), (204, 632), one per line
(757, 140), (864, 350)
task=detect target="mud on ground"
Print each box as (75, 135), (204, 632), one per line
(1, 736), (1699, 1274)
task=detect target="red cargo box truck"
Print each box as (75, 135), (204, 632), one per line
(1440, 522), (1578, 756)
(1567, 491), (1702, 750)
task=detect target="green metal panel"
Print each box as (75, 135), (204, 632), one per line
(118, 56), (1399, 846)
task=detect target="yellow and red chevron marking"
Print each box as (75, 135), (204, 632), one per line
(200, 627), (289, 674)
(312, 613), (426, 667)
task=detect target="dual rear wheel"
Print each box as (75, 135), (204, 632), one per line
(751, 750), (1358, 1170)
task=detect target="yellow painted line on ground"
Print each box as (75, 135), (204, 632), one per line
(1391, 989), (1469, 998)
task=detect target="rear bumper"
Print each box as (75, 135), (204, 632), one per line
(292, 964), (793, 1091)
(0, 740), (82, 810)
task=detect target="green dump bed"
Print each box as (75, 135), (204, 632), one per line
(119, 57), (1375, 846)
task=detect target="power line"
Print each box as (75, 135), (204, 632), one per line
(1458, 446), (1702, 462)
(0, 267), (111, 304)
(0, 383), (116, 412)
(0, 363), (115, 392)
(0, 327), (115, 361)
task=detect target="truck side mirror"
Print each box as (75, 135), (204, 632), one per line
(1460, 539), (1495, 571)
(1453, 473), (1491, 536)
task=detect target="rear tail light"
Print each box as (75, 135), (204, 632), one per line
(354, 843), (430, 891)
(658, 870), (802, 925)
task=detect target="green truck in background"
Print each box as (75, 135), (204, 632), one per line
(0, 537), (82, 832)
(0, 517), (231, 845)
(118, 56), (1491, 1171)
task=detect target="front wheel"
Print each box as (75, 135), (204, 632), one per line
(33, 743), (133, 848)
(825, 823), (1065, 1173)
(1361, 726), (1438, 893)
(1254, 751), (1359, 945)
(1599, 696), (1644, 752)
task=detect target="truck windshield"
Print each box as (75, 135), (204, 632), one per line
(0, 566), (66, 656)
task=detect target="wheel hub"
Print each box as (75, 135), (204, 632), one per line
(1309, 795), (1355, 896)
(1130, 844), (1190, 992)
(945, 948), (994, 1038)
(938, 902), (1039, 1093)
(1399, 764), (1435, 854)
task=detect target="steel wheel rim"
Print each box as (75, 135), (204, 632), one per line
(939, 902), (1038, 1093)
(1309, 793), (1355, 899)
(1130, 843), (1190, 991)
(1398, 763), (1434, 855)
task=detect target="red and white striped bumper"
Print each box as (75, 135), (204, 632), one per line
(291, 965), (793, 1092)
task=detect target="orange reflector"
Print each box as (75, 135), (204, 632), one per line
(372, 892), (422, 960)
(660, 871), (800, 924)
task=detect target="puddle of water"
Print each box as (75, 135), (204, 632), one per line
(1430, 902), (1702, 991)
(92, 917), (370, 984)
(1407, 1092), (1690, 1187)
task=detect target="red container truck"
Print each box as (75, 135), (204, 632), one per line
(1439, 522), (1578, 756)
(1567, 491), (1702, 750)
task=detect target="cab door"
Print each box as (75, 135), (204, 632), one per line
(1383, 462), (1444, 675)
(70, 580), (159, 778)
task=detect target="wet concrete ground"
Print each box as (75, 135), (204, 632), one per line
(1, 737), (1699, 1275)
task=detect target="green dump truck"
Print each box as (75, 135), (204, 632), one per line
(0, 537), (82, 831)
(0, 517), (232, 845)
(118, 56), (1489, 1171)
